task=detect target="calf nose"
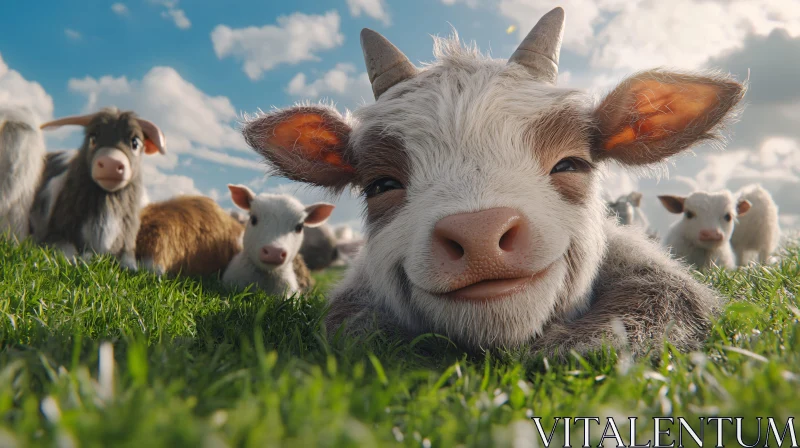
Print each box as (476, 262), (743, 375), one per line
(95, 156), (126, 178)
(259, 245), (287, 265)
(698, 229), (724, 242)
(431, 207), (535, 289)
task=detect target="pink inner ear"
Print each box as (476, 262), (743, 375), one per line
(304, 204), (335, 226)
(737, 200), (752, 215)
(228, 185), (254, 211)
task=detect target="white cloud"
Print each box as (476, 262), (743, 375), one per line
(211, 11), (344, 80)
(441, 0), (480, 6)
(67, 65), (262, 199)
(64, 29), (82, 40)
(141, 164), (203, 202)
(0, 52), (54, 124)
(190, 147), (263, 171)
(151, 0), (190, 29)
(163, 8), (190, 30)
(497, 0), (800, 71)
(286, 63), (373, 108)
(68, 67), (248, 154)
(498, 0), (607, 55)
(347, 0), (391, 26)
(111, 3), (129, 16)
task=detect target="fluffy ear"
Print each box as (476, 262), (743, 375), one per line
(658, 195), (685, 214)
(627, 191), (643, 207)
(737, 199), (751, 216)
(136, 118), (167, 155)
(228, 184), (255, 211)
(242, 106), (355, 192)
(303, 203), (335, 227)
(592, 70), (745, 165)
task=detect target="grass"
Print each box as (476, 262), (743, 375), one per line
(1, 236), (799, 447)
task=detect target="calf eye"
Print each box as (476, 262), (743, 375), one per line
(131, 136), (142, 151)
(294, 223), (303, 233)
(365, 177), (404, 198)
(724, 213), (732, 222)
(550, 157), (590, 174)
(250, 215), (258, 226)
(685, 211), (695, 219)
(88, 135), (97, 148)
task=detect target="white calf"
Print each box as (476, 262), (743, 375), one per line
(222, 184), (334, 295)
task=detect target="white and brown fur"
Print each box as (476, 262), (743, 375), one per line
(29, 108), (160, 269)
(0, 106), (46, 241)
(241, 14), (745, 359)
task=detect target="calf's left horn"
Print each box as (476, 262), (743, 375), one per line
(361, 28), (417, 99)
(508, 6), (565, 85)
(40, 113), (98, 130)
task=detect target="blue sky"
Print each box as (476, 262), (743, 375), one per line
(2, 0), (799, 235)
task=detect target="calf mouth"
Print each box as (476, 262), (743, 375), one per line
(434, 264), (554, 302)
(94, 177), (127, 192)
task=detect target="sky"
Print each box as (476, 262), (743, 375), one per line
(1, 0), (799, 237)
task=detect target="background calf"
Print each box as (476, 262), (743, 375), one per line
(0, 106), (46, 241)
(222, 185), (334, 296)
(29, 108), (166, 269)
(659, 191), (750, 270)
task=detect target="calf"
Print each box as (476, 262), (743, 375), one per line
(659, 191), (751, 270)
(222, 185), (334, 296)
(241, 8), (744, 358)
(136, 195), (246, 276)
(0, 106), (46, 241)
(29, 108), (166, 269)
(607, 191), (657, 239)
(299, 223), (340, 270)
(730, 184), (780, 266)
(135, 194), (314, 288)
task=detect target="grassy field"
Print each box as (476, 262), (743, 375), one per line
(1, 236), (799, 447)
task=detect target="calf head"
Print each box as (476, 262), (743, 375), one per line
(41, 108), (166, 192)
(659, 191), (751, 249)
(228, 184), (334, 271)
(242, 7), (745, 348)
(607, 192), (643, 225)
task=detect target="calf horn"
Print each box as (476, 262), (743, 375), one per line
(40, 113), (97, 130)
(507, 7), (565, 85)
(41, 112), (166, 154)
(361, 28), (417, 99)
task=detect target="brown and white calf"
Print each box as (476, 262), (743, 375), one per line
(28, 108), (166, 269)
(241, 8), (745, 358)
(135, 194), (314, 290)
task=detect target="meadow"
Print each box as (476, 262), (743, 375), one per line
(1, 236), (799, 447)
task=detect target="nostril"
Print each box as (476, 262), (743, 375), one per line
(116, 164), (124, 173)
(280, 251), (287, 260)
(499, 225), (519, 252)
(442, 238), (464, 261)
(98, 161), (105, 169)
